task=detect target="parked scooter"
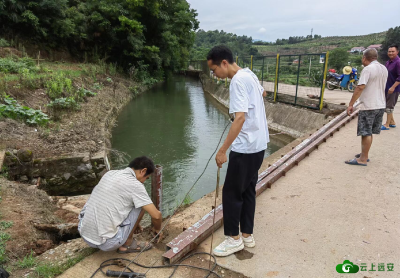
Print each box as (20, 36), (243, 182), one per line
(326, 66), (358, 92)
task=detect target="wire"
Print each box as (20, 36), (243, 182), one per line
(91, 121), (231, 278)
(89, 252), (221, 278)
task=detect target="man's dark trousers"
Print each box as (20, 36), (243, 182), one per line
(223, 150), (265, 236)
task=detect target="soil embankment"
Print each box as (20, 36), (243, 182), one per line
(0, 56), (148, 275)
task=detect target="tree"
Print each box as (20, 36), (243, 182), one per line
(379, 26), (400, 61)
(0, 0), (199, 78)
(329, 48), (349, 71)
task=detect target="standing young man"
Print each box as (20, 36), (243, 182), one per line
(207, 46), (269, 256)
(382, 45), (400, 130)
(346, 48), (388, 166)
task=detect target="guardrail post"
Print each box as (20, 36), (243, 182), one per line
(319, 52), (330, 110)
(274, 54), (280, 102)
(151, 165), (163, 211)
(295, 55), (302, 106)
(261, 57), (265, 86)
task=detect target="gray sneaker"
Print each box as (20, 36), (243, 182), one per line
(213, 236), (244, 257)
(242, 234), (255, 248)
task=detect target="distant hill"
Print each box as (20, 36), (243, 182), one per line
(255, 31), (387, 55)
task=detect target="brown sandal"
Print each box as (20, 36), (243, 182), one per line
(117, 240), (153, 254)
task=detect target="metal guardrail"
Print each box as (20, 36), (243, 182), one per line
(188, 52), (330, 111)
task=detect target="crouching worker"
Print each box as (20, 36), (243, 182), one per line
(78, 156), (163, 253)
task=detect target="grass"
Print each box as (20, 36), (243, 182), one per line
(0, 186), (12, 265)
(17, 251), (37, 269)
(30, 249), (95, 278)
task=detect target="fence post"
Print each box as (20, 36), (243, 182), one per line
(151, 165), (163, 211)
(319, 52), (330, 110)
(250, 55), (253, 71)
(274, 54), (280, 102)
(294, 55), (302, 106)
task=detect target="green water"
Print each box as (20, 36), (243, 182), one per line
(111, 76), (283, 214)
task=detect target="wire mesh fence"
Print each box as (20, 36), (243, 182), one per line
(187, 52), (329, 110)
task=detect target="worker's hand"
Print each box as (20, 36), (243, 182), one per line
(151, 227), (164, 243)
(388, 87), (395, 94)
(134, 224), (143, 234)
(215, 149), (227, 168)
(347, 105), (354, 116)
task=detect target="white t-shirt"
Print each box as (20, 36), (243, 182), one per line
(229, 68), (269, 153)
(358, 61), (388, 110)
(80, 167), (153, 245)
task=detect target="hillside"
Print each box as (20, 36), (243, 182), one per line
(255, 31), (387, 55)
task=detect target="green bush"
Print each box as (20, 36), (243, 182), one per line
(0, 95), (49, 126)
(0, 38), (9, 47)
(44, 72), (73, 99)
(0, 57), (36, 74)
(47, 97), (80, 110)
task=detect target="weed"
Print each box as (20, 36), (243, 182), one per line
(0, 221), (13, 230)
(17, 251), (37, 269)
(92, 83), (103, 90)
(0, 232), (11, 242)
(44, 72), (73, 99)
(183, 195), (193, 205)
(129, 86), (139, 96)
(0, 166), (8, 178)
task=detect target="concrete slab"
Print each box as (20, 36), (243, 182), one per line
(198, 109), (400, 278)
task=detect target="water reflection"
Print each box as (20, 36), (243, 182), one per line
(111, 76), (281, 214)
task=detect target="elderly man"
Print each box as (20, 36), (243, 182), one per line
(346, 48), (388, 166)
(382, 45), (400, 130)
(78, 156), (163, 253)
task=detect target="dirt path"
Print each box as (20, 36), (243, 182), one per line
(199, 109), (400, 277)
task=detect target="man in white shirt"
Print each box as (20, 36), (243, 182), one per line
(78, 156), (163, 253)
(207, 46), (269, 256)
(346, 48), (388, 166)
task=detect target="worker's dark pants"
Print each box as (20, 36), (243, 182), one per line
(223, 150), (265, 236)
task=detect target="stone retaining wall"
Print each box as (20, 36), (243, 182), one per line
(1, 85), (147, 196)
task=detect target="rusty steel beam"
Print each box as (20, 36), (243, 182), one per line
(256, 110), (358, 196)
(163, 205), (223, 264)
(257, 106), (358, 183)
(151, 165), (163, 211)
(162, 109), (359, 265)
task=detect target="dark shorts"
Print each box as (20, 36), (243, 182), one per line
(386, 91), (400, 110)
(357, 109), (385, 136)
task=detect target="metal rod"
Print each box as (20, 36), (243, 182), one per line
(151, 165), (162, 211)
